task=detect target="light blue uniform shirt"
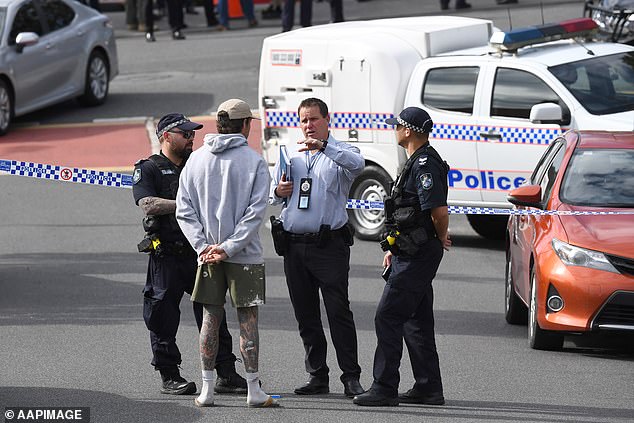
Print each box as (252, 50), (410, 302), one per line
(269, 133), (364, 234)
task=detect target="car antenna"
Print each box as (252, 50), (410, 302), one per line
(540, 2), (545, 24)
(574, 38), (595, 56)
(507, 7), (513, 30)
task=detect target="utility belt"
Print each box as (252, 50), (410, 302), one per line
(380, 201), (436, 257)
(154, 241), (194, 257)
(270, 216), (354, 255)
(137, 215), (193, 257)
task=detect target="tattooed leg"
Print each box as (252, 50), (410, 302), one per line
(200, 304), (225, 371)
(237, 306), (259, 372)
(238, 305), (277, 407)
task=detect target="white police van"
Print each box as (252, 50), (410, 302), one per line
(258, 16), (634, 239)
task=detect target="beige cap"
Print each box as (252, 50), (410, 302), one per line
(217, 98), (258, 120)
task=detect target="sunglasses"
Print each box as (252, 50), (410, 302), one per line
(169, 129), (195, 140)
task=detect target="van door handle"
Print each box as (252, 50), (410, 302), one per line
(479, 130), (502, 140)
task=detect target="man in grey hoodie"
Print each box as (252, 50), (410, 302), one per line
(176, 99), (277, 408)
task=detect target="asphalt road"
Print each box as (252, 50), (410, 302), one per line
(2, 1), (634, 422)
(1, 175), (633, 423)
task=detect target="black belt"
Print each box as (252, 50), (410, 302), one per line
(154, 242), (195, 256)
(287, 226), (346, 243)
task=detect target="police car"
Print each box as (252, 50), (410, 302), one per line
(258, 16), (634, 239)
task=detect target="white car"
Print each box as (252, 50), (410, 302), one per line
(0, 0), (118, 135)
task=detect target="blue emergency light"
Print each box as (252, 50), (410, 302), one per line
(490, 18), (599, 52)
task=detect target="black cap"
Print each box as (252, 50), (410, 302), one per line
(156, 113), (203, 137)
(385, 107), (433, 133)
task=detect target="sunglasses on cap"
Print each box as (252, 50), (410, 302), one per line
(169, 129), (195, 140)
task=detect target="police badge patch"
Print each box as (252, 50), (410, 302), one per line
(133, 168), (142, 184)
(420, 173), (433, 190)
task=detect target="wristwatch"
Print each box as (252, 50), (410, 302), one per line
(319, 140), (328, 152)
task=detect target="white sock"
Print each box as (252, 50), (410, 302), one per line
(196, 370), (215, 405)
(246, 372), (269, 405)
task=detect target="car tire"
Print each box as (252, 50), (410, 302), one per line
(347, 165), (391, 241)
(467, 214), (508, 240)
(505, 247), (527, 325)
(528, 268), (564, 350)
(78, 50), (109, 107)
(0, 79), (13, 136)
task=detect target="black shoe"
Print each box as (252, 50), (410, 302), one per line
(496, 0), (517, 4)
(160, 370), (197, 395)
(440, 0), (449, 9)
(353, 388), (399, 406)
(343, 379), (364, 398)
(262, 5), (281, 19)
(398, 388), (445, 405)
(455, 2), (471, 9)
(145, 32), (156, 42)
(215, 372), (248, 394)
(294, 376), (329, 395)
(172, 30), (186, 40)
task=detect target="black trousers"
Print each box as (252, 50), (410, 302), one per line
(284, 235), (361, 382)
(371, 239), (444, 398)
(166, 0), (184, 30)
(143, 253), (235, 372)
(281, 0), (343, 32)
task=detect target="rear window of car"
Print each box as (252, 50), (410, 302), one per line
(560, 148), (634, 207)
(422, 67), (479, 114)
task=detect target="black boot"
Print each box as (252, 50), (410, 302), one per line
(159, 368), (196, 395)
(215, 361), (247, 394)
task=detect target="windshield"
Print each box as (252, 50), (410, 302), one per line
(560, 148), (634, 207)
(550, 52), (634, 115)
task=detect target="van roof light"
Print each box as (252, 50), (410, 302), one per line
(489, 18), (598, 52)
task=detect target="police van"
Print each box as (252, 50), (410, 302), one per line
(258, 16), (634, 239)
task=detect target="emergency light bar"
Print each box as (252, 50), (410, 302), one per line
(490, 18), (599, 52)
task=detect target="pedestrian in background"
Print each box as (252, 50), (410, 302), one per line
(269, 97), (365, 398)
(261, 0), (282, 19)
(353, 107), (451, 407)
(216, 0), (258, 30)
(440, 0), (471, 10)
(133, 113), (247, 396)
(282, 0), (343, 32)
(176, 99), (277, 408)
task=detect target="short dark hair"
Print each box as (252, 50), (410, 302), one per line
(216, 110), (248, 134)
(298, 97), (329, 117)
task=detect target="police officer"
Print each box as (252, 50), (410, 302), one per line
(133, 113), (246, 395)
(353, 107), (451, 407)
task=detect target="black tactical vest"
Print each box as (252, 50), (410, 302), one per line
(145, 154), (187, 244)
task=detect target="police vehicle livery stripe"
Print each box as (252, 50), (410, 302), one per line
(265, 111), (562, 144)
(0, 159), (133, 188)
(2, 159), (631, 216)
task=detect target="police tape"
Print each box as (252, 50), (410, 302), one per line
(2, 159), (633, 216)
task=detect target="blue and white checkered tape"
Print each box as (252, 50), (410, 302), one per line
(0, 159), (133, 188)
(2, 159), (632, 215)
(265, 111), (393, 130)
(345, 200), (634, 215)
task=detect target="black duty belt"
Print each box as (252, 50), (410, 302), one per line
(154, 242), (195, 256)
(287, 226), (347, 243)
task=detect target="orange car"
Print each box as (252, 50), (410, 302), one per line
(505, 130), (634, 350)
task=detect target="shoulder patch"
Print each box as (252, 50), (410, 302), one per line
(134, 158), (147, 166)
(133, 168), (142, 184)
(418, 156), (428, 166)
(420, 173), (433, 190)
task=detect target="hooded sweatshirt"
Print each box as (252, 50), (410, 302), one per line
(176, 133), (271, 264)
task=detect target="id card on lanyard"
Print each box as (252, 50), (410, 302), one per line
(298, 151), (321, 210)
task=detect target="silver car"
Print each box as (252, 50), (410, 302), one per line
(0, 0), (118, 135)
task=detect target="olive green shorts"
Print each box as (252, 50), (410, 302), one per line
(192, 262), (266, 307)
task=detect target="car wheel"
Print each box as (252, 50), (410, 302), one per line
(78, 50), (109, 106)
(505, 248), (527, 325)
(347, 165), (391, 241)
(0, 80), (12, 136)
(467, 214), (508, 240)
(528, 268), (564, 350)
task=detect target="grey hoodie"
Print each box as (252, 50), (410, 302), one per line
(176, 133), (271, 264)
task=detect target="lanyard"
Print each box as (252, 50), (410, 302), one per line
(304, 151), (322, 176)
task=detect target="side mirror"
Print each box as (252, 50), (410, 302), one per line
(529, 103), (562, 124)
(15, 32), (39, 53)
(507, 184), (542, 208)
